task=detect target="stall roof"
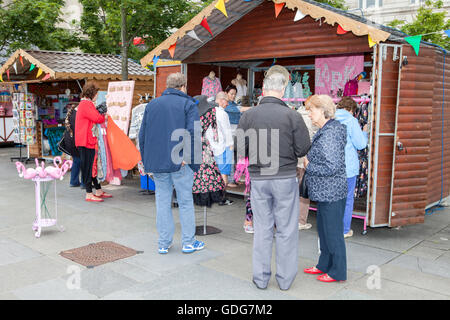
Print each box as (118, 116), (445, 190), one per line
(1, 49), (154, 81)
(140, 0), (405, 66)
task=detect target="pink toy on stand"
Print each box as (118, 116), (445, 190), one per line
(15, 157), (72, 238)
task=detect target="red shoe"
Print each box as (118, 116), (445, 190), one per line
(85, 197), (104, 202)
(97, 191), (113, 199)
(317, 274), (344, 283)
(304, 267), (324, 275)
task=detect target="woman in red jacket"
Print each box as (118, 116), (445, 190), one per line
(75, 83), (112, 202)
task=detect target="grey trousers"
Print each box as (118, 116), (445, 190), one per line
(251, 177), (300, 290)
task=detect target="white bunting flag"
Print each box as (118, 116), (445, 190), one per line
(294, 9), (306, 22)
(187, 30), (203, 43)
(13, 62), (18, 74)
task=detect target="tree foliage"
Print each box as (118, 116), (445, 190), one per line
(77, 0), (208, 62)
(0, 0), (79, 54)
(389, 0), (450, 50)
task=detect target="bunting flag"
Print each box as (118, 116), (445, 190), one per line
(29, 64), (35, 72)
(215, 0), (228, 18)
(13, 62), (18, 74)
(200, 18), (213, 36)
(187, 30), (203, 43)
(6, 70), (10, 81)
(19, 56), (24, 67)
(168, 43), (177, 58)
(368, 35), (376, 48)
(445, 29), (450, 38)
(42, 73), (51, 81)
(152, 55), (160, 66)
(405, 35), (422, 56)
(275, 3), (285, 18)
(294, 8), (306, 22)
(36, 68), (43, 78)
(0, 74), (3, 82)
(337, 25), (348, 35)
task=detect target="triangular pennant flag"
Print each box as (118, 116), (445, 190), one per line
(200, 18), (213, 36)
(294, 8), (306, 22)
(19, 56), (24, 67)
(152, 55), (160, 66)
(0, 74), (3, 82)
(6, 69), (10, 81)
(368, 35), (376, 48)
(187, 30), (203, 43)
(13, 62), (17, 74)
(36, 68), (43, 78)
(42, 73), (51, 81)
(29, 64), (35, 72)
(275, 3), (285, 18)
(337, 25), (348, 35)
(168, 43), (176, 58)
(15, 84), (19, 90)
(215, 0), (228, 18)
(405, 35), (422, 56)
(445, 29), (450, 38)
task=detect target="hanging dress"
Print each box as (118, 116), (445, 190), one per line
(353, 101), (369, 198)
(192, 107), (225, 207)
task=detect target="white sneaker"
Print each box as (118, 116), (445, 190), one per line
(299, 223), (312, 230)
(243, 224), (254, 234)
(344, 230), (354, 238)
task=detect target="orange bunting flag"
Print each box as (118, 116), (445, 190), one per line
(275, 3), (285, 18)
(19, 55), (24, 67)
(200, 18), (213, 36)
(337, 25), (348, 35)
(6, 70), (9, 81)
(168, 43), (177, 58)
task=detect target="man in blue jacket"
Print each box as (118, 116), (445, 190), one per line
(139, 72), (204, 255)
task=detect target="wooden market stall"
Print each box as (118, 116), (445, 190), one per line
(140, 0), (450, 228)
(0, 49), (154, 160)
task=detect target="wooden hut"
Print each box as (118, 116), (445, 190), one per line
(140, 0), (450, 228)
(0, 49), (154, 159)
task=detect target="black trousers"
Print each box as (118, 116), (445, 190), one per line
(78, 146), (101, 194)
(316, 198), (347, 281)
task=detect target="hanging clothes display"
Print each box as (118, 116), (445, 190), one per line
(201, 76), (222, 98)
(192, 107), (225, 207)
(353, 100), (369, 198)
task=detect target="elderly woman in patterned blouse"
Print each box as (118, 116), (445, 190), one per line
(303, 95), (348, 283)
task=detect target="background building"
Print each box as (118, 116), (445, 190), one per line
(345, 0), (450, 25)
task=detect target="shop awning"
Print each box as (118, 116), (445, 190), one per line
(0, 49), (154, 82)
(140, 0), (399, 67)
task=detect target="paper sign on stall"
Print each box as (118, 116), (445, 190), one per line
(106, 81), (135, 135)
(315, 55), (364, 96)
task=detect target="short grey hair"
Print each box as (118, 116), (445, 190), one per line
(305, 95), (336, 119)
(166, 72), (187, 89)
(263, 72), (288, 92)
(215, 91), (228, 101)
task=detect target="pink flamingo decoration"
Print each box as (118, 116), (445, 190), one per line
(16, 162), (37, 179)
(35, 159), (48, 178)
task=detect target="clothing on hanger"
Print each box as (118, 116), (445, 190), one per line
(353, 101), (369, 198)
(201, 76), (222, 98)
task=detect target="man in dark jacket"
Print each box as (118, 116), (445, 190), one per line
(139, 72), (204, 255)
(236, 66), (311, 291)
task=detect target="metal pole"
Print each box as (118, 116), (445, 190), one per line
(203, 206), (207, 235)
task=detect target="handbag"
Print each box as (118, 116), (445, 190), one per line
(57, 135), (71, 157)
(299, 173), (309, 199)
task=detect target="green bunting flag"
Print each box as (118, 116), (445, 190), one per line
(29, 64), (35, 72)
(405, 35), (422, 56)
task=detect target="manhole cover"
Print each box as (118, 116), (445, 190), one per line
(60, 241), (138, 268)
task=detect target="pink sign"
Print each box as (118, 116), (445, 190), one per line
(315, 55), (364, 96)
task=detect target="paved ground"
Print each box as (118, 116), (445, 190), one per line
(1, 146), (449, 300)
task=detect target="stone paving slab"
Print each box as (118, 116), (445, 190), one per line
(0, 237), (42, 266)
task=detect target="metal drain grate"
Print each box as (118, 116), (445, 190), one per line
(60, 241), (138, 268)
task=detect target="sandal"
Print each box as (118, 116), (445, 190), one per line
(86, 196), (104, 202)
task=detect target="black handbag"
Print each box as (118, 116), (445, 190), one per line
(299, 173), (309, 199)
(57, 135), (71, 157)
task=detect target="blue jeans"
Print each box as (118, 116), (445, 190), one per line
(152, 165), (196, 249)
(70, 157), (83, 187)
(343, 176), (357, 234)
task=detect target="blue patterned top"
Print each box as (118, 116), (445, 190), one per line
(225, 101), (241, 125)
(305, 119), (347, 202)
